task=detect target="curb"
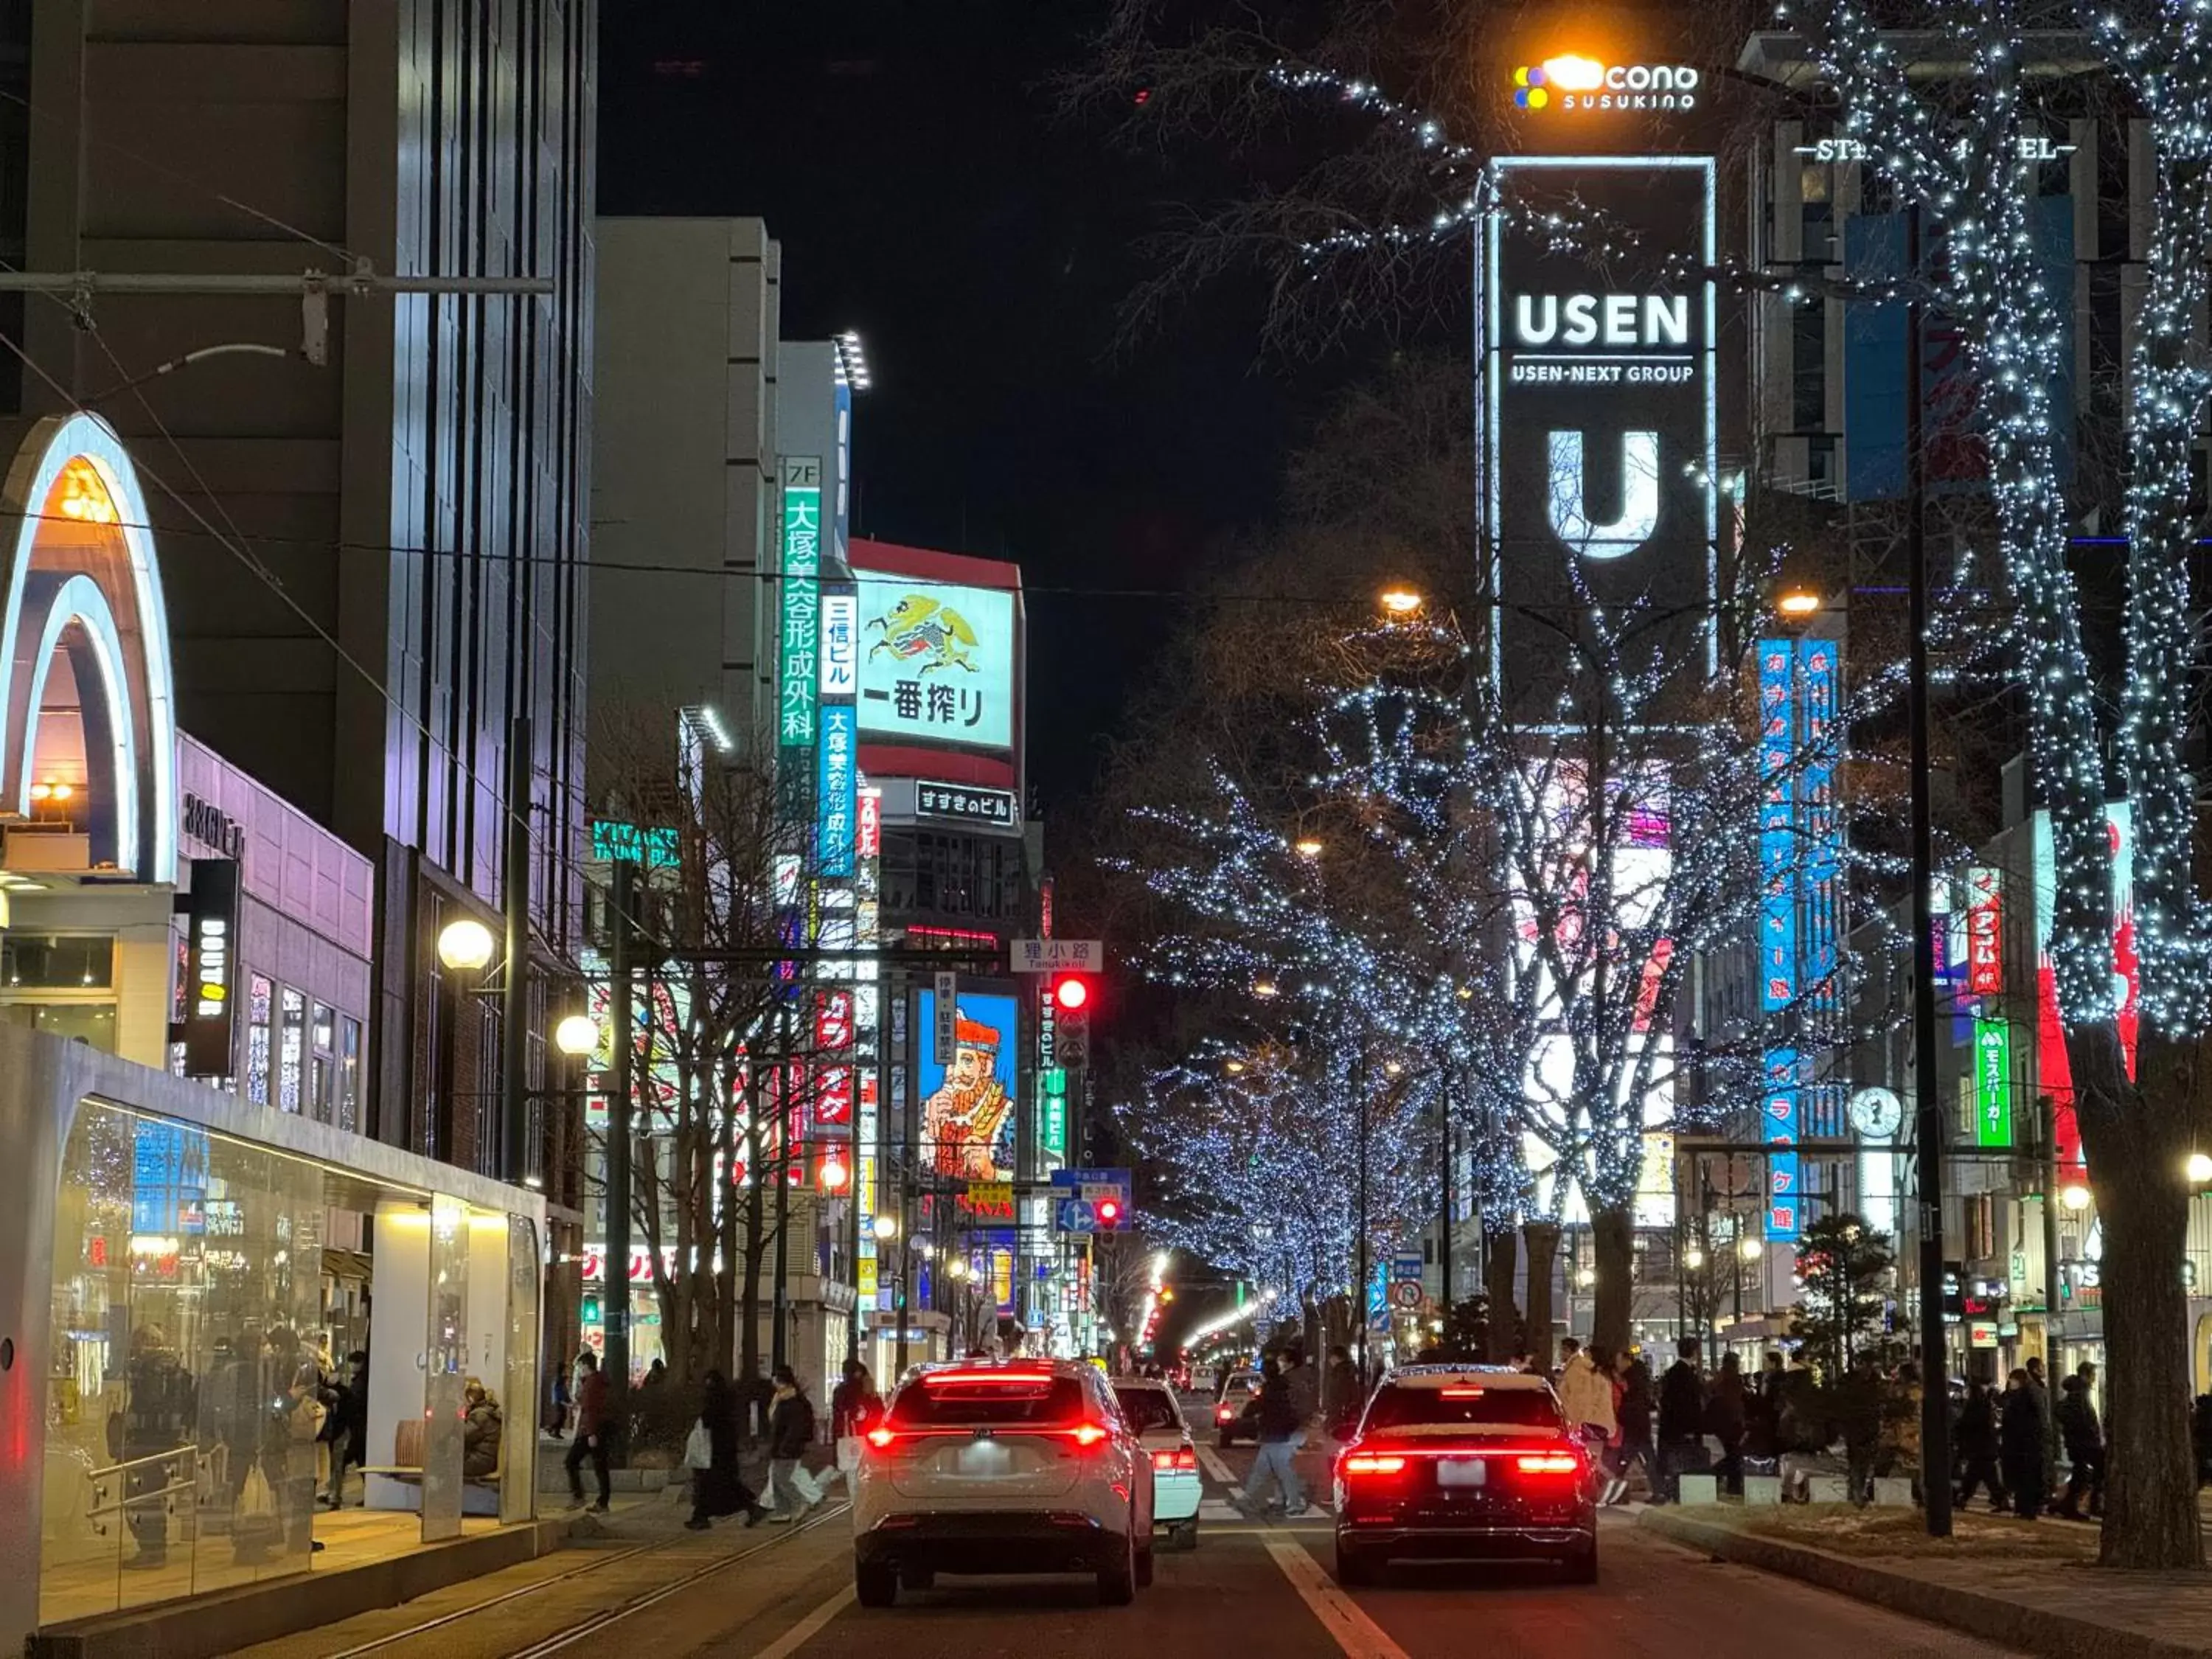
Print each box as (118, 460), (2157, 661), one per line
(1636, 1509), (2211, 1659)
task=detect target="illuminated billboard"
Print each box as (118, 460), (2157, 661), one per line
(858, 577), (1015, 753)
(915, 987), (1019, 1183)
(1481, 156), (1717, 696)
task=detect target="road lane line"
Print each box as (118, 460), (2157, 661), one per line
(1261, 1533), (1411, 1659)
(1196, 1442), (1239, 1490)
(751, 1584), (855, 1659)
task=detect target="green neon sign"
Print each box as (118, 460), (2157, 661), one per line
(1042, 1065), (1067, 1157)
(778, 458), (824, 748)
(1974, 1018), (2012, 1147)
(591, 821), (678, 869)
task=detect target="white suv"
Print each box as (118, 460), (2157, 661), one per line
(852, 1358), (1157, 1607)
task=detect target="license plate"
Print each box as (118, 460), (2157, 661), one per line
(956, 1441), (1011, 1474)
(1436, 1458), (1486, 1488)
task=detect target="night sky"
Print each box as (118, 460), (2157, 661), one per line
(599, 2), (1324, 810)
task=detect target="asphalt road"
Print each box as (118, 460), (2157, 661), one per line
(246, 1434), (2027, 1659)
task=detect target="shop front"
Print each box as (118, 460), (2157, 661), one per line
(1, 1024), (545, 1651)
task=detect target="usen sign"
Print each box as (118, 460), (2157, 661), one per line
(1512, 56), (1701, 113)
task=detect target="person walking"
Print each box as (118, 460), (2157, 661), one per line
(1323, 1344), (1363, 1437)
(1655, 1338), (1705, 1504)
(1239, 1354), (1310, 1518)
(564, 1351), (612, 1513)
(687, 1369), (768, 1530)
(1884, 1360), (1925, 1500)
(1708, 1352), (1748, 1495)
(1557, 1339), (1616, 1497)
(1954, 1379), (2007, 1512)
(1610, 1349), (1658, 1504)
(765, 1364), (826, 1520)
(2024, 1356), (2057, 1508)
(1999, 1368), (2045, 1520)
(2055, 1371), (2105, 1520)
(1838, 1354), (1885, 1506)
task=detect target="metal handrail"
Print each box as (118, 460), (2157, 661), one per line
(86, 1478), (196, 1520)
(86, 1443), (197, 1481)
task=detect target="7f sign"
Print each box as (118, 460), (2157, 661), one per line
(1481, 156), (1717, 692)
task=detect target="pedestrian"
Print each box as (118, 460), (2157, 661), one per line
(1954, 1378), (2007, 1512)
(2055, 1371), (2105, 1520)
(1281, 1343), (1322, 1493)
(765, 1363), (826, 1520)
(1239, 1354), (1310, 1518)
(1745, 1351), (1784, 1461)
(2000, 1368), (2044, 1520)
(1838, 1354), (1885, 1506)
(462, 1377), (503, 1479)
(548, 1363), (570, 1441)
(1557, 1338), (1616, 1495)
(564, 1351), (612, 1513)
(1884, 1360), (1924, 1500)
(1323, 1344), (1363, 1437)
(2024, 1355), (2057, 1506)
(832, 1358), (884, 1440)
(687, 1369), (768, 1530)
(1655, 1337), (1705, 1504)
(1708, 1352), (1748, 1495)
(1610, 1349), (1658, 1504)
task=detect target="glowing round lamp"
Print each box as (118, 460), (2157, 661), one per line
(437, 917), (495, 973)
(2060, 1183), (2093, 1213)
(1378, 586), (1424, 616)
(554, 1013), (601, 1057)
(872, 1213), (900, 1242)
(1740, 1236), (1765, 1264)
(2188, 1153), (2212, 1185)
(819, 1155), (850, 1194)
(1684, 1248), (1705, 1270)
(1053, 975), (1091, 1012)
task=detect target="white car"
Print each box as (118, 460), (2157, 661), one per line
(1211, 1369), (1262, 1446)
(852, 1358), (1157, 1607)
(1112, 1377), (1202, 1550)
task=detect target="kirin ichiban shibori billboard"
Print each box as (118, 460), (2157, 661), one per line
(857, 576), (1016, 755)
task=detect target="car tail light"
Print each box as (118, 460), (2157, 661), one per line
(1067, 1422), (1110, 1448)
(1341, 1453), (1407, 1475)
(1216, 1405), (1234, 1422)
(864, 1425), (897, 1450)
(1152, 1447), (1197, 1471)
(1514, 1453), (1581, 1475)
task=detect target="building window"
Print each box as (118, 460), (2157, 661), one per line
(312, 1001), (337, 1124)
(1, 933), (113, 988)
(1792, 301), (1827, 431)
(246, 973), (274, 1105)
(340, 1015), (362, 1134)
(279, 986), (306, 1113)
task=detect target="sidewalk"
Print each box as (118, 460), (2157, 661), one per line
(1639, 1501), (2212, 1659)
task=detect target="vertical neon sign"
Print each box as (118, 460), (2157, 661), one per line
(777, 456), (823, 748)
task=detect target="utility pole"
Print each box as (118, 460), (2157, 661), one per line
(773, 1001), (792, 1373)
(1438, 1082), (1454, 1320)
(1905, 202), (1953, 1539)
(605, 858), (637, 1452)
(500, 715), (532, 1187)
(1355, 1048), (1371, 1379)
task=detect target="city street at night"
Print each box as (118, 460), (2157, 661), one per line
(231, 1439), (2020, 1659)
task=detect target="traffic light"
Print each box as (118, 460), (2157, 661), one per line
(1052, 973), (1092, 1065)
(1094, 1196), (1122, 1230)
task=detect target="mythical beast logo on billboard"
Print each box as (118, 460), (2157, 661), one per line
(1481, 155), (1717, 699)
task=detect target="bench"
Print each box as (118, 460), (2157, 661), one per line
(361, 1419), (504, 1516)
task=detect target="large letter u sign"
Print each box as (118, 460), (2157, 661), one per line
(1546, 429), (1660, 562)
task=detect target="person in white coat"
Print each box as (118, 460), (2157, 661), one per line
(1556, 1338), (1618, 1500)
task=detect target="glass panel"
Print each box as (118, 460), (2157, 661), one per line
(1, 1001), (119, 1048)
(338, 1019), (361, 1135)
(41, 1103), (322, 1627)
(420, 1196), (470, 1541)
(245, 975), (272, 1105)
(501, 1217), (540, 1524)
(2, 933), (114, 987)
(277, 989), (305, 1114)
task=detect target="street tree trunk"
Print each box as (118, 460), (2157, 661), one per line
(2070, 1023), (2205, 1571)
(1523, 1220), (1559, 1364)
(1590, 1203), (1633, 1357)
(1484, 1224), (1521, 1362)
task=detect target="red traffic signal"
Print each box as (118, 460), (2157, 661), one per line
(1052, 975), (1091, 1012)
(1094, 1197), (1121, 1228)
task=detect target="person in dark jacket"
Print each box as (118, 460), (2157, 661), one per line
(1708, 1352), (1749, 1494)
(2193, 1393), (2212, 1489)
(1240, 1354), (1310, 1517)
(1655, 1338), (1705, 1503)
(1999, 1369), (2045, 1519)
(565, 1352), (612, 1512)
(462, 1378), (503, 1479)
(1953, 1379), (2007, 1510)
(1324, 1345), (1363, 1436)
(2055, 1373), (2104, 1520)
(686, 1369), (767, 1530)
(831, 1359), (884, 1441)
(1610, 1349), (1658, 1503)
(1837, 1354), (1885, 1505)
(765, 1364), (824, 1520)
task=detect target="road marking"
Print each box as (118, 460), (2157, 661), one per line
(1262, 1533), (1411, 1659)
(751, 1584), (855, 1659)
(1196, 1443), (1239, 1489)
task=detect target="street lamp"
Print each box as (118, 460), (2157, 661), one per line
(437, 917), (496, 973)
(1685, 1247), (1706, 1271)
(1776, 588), (1822, 620)
(1739, 1234), (1765, 1264)
(2060, 1182), (2093, 1212)
(1252, 978), (1279, 999)
(1293, 838), (1325, 859)
(2187, 1153), (2212, 1185)
(1378, 585), (1424, 617)
(554, 1012), (601, 1058)
(872, 1212), (900, 1242)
